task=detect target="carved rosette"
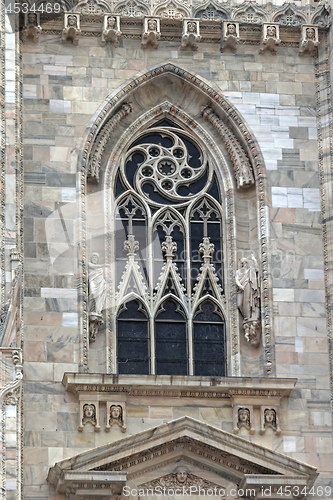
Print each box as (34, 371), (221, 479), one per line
(62, 13), (81, 45)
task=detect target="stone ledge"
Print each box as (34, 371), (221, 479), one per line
(63, 373), (297, 399)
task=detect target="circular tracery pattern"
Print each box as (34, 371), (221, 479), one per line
(123, 127), (211, 207)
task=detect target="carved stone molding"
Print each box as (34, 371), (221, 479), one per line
(140, 468), (224, 490)
(153, 0), (191, 19)
(63, 372), (297, 399)
(232, 2), (268, 24)
(114, 0), (150, 17)
(88, 102), (132, 183)
(202, 106), (254, 189)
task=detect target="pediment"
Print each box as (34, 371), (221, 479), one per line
(48, 417), (317, 497)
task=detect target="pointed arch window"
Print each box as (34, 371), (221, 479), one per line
(113, 121), (227, 376)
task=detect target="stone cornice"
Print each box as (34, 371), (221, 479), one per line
(63, 373), (297, 398)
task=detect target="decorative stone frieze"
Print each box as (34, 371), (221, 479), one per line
(101, 14), (122, 46)
(181, 19), (201, 50)
(63, 372), (297, 399)
(299, 24), (320, 56)
(140, 467), (223, 490)
(260, 23), (280, 55)
(62, 12), (81, 45)
(141, 17), (161, 49)
(221, 21), (239, 53)
(21, 12), (42, 43)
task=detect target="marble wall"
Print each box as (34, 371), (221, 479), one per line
(21, 30), (332, 498)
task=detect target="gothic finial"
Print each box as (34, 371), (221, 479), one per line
(123, 234), (139, 257)
(199, 237), (214, 262)
(162, 235), (177, 260)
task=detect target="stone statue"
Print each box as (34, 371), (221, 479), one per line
(78, 403), (100, 431)
(88, 252), (107, 314)
(236, 254), (260, 322)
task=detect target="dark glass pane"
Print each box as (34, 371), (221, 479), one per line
(150, 120), (176, 128)
(177, 170), (208, 197)
(125, 152), (145, 187)
(142, 182), (173, 205)
(118, 300), (149, 374)
(178, 134), (201, 168)
(155, 300), (187, 375)
(208, 174), (221, 203)
(132, 133), (174, 149)
(114, 172), (126, 198)
(194, 302), (225, 377)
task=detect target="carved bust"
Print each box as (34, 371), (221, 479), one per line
(82, 403), (96, 425)
(306, 27), (315, 40)
(266, 25), (276, 38)
(226, 23), (236, 35)
(147, 18), (157, 31)
(237, 407), (250, 429)
(67, 14), (78, 28)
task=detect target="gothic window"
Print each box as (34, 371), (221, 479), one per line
(117, 299), (149, 375)
(114, 121), (226, 376)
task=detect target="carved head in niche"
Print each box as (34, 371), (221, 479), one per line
(91, 252), (100, 265)
(174, 466), (188, 484)
(110, 405), (122, 421)
(27, 13), (37, 25)
(187, 22), (197, 33)
(227, 23), (236, 35)
(238, 407), (250, 426)
(266, 25), (276, 38)
(306, 27), (315, 40)
(68, 15), (77, 28)
(83, 403), (96, 420)
(148, 18), (157, 31)
(107, 16), (116, 28)
(264, 408), (276, 426)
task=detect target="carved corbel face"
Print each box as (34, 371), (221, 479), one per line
(226, 23), (236, 35)
(67, 15), (78, 28)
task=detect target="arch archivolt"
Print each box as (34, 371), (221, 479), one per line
(78, 63), (274, 378)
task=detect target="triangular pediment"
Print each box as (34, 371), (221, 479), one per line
(48, 417), (317, 496)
